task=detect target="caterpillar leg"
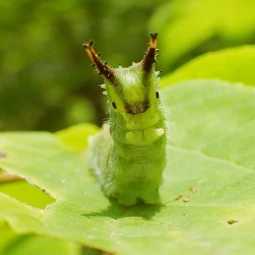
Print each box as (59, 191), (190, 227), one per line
(139, 189), (161, 205)
(106, 188), (161, 206)
(115, 191), (160, 206)
(117, 193), (138, 206)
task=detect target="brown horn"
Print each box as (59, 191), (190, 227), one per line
(142, 32), (158, 73)
(83, 40), (116, 84)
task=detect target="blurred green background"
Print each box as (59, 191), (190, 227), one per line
(1, 0), (255, 132)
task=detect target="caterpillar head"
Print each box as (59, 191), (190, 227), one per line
(83, 33), (161, 118)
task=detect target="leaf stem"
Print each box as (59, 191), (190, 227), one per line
(0, 173), (22, 184)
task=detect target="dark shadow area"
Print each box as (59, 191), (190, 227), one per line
(81, 199), (163, 220)
(82, 245), (113, 255)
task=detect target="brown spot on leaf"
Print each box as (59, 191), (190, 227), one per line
(183, 195), (190, 202)
(228, 219), (238, 225)
(189, 186), (197, 193)
(174, 195), (182, 201)
(0, 151), (7, 158)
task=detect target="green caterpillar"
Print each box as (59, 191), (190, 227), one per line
(84, 33), (167, 206)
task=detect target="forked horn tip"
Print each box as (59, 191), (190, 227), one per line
(83, 40), (94, 49)
(150, 32), (158, 42)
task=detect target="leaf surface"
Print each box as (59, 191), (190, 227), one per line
(0, 81), (255, 255)
(56, 123), (99, 152)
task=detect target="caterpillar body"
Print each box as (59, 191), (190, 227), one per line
(84, 33), (167, 206)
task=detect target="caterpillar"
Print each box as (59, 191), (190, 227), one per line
(84, 33), (167, 206)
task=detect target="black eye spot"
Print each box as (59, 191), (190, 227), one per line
(156, 90), (160, 99)
(112, 102), (117, 109)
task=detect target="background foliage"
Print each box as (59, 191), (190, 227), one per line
(1, 0), (255, 132)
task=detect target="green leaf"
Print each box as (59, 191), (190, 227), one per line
(56, 123), (99, 152)
(0, 181), (55, 209)
(0, 80), (255, 254)
(0, 222), (81, 255)
(149, 0), (255, 69)
(160, 46), (255, 87)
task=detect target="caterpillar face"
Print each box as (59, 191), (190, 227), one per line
(107, 63), (159, 115)
(84, 33), (161, 132)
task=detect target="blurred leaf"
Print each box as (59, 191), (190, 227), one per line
(0, 81), (255, 254)
(160, 45), (255, 87)
(149, 0), (255, 70)
(56, 123), (99, 151)
(0, 222), (81, 255)
(0, 0), (163, 131)
(0, 181), (55, 209)
(65, 98), (97, 126)
(0, 223), (13, 249)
